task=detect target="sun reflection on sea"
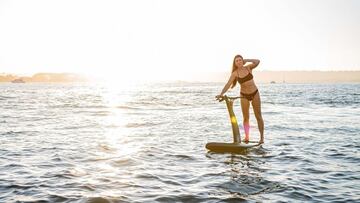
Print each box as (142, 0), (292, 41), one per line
(99, 83), (142, 158)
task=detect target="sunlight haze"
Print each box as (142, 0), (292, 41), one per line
(0, 0), (359, 81)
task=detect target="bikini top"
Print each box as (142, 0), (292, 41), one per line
(237, 69), (253, 84)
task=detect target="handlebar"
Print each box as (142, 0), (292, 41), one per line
(215, 95), (242, 102)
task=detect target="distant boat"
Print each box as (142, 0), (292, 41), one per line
(11, 78), (25, 83)
(270, 81), (276, 84)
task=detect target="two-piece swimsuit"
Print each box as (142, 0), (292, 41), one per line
(237, 69), (258, 101)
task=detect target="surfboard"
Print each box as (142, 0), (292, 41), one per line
(207, 95), (263, 153)
(206, 142), (261, 153)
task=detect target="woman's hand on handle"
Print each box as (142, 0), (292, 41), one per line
(215, 95), (224, 101)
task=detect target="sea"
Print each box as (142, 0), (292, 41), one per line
(0, 82), (359, 203)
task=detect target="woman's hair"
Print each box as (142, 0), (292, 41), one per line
(230, 55), (243, 88)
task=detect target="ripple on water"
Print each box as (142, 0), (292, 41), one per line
(1, 83), (359, 202)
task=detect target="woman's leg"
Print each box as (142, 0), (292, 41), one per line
(251, 92), (264, 143)
(240, 98), (250, 142)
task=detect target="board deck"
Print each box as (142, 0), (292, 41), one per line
(206, 142), (261, 153)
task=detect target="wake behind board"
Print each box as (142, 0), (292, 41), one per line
(206, 142), (261, 153)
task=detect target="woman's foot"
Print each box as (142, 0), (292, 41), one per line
(244, 134), (250, 144)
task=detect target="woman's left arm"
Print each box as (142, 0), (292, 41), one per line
(244, 59), (260, 70)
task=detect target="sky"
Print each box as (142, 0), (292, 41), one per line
(0, 0), (359, 81)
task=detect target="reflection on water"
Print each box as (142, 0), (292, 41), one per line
(205, 146), (285, 201)
(0, 82), (359, 202)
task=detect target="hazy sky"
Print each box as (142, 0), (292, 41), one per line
(0, 0), (359, 80)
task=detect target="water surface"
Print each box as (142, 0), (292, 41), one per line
(0, 82), (359, 202)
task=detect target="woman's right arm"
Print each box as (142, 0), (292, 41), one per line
(216, 71), (237, 98)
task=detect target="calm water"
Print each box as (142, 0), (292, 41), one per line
(0, 82), (359, 202)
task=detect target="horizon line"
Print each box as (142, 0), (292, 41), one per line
(2, 69), (360, 76)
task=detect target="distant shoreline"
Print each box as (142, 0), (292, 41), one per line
(0, 73), (88, 83)
(256, 70), (360, 83)
(1, 71), (359, 83)
(184, 70), (360, 83)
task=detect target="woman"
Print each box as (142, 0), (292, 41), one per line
(216, 55), (264, 144)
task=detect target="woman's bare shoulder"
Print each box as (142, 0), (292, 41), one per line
(231, 69), (239, 77)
